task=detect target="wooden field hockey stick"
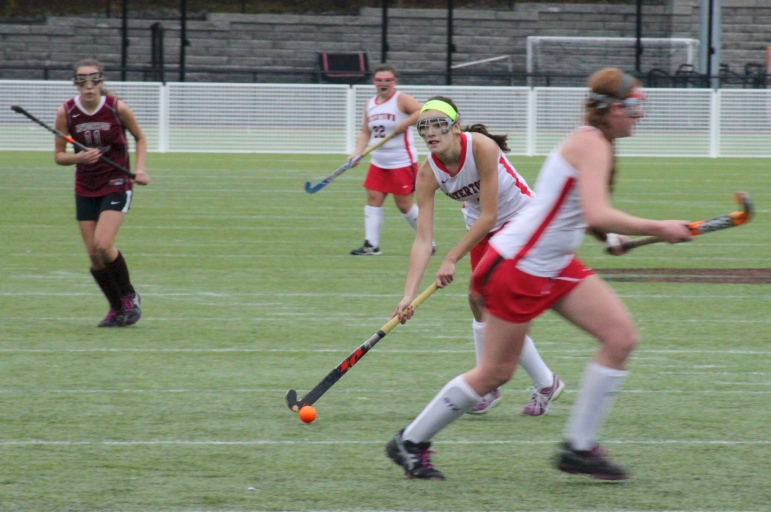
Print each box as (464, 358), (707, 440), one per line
(304, 129), (401, 194)
(607, 192), (753, 253)
(11, 105), (136, 179)
(285, 282), (439, 412)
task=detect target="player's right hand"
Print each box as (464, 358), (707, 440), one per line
(347, 154), (362, 168)
(394, 297), (415, 324)
(77, 147), (102, 164)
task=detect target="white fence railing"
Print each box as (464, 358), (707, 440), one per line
(2, 81), (770, 157)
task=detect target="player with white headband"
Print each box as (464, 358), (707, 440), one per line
(386, 69), (693, 482)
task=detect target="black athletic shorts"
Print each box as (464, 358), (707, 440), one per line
(75, 190), (133, 221)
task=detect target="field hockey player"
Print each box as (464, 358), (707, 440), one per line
(386, 69), (693, 481)
(393, 96), (565, 418)
(347, 63), (430, 256)
(54, 58), (150, 327)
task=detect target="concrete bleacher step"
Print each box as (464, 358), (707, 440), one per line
(0, 3), (768, 84)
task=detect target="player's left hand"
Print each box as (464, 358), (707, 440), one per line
(133, 169), (150, 186)
(605, 233), (630, 256)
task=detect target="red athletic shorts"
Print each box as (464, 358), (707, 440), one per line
(363, 162), (418, 195)
(469, 231), (494, 271)
(471, 248), (594, 323)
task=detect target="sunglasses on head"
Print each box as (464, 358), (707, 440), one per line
(74, 72), (104, 86)
(417, 116), (456, 137)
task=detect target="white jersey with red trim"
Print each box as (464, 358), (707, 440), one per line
(366, 91), (417, 169)
(427, 131), (533, 232)
(489, 129), (592, 277)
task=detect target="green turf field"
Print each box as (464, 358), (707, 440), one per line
(0, 151), (769, 511)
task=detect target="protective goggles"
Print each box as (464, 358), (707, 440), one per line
(417, 116), (456, 137)
(73, 72), (104, 86)
(587, 91), (646, 119)
(621, 93), (646, 119)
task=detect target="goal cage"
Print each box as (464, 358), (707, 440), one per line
(526, 36), (700, 84)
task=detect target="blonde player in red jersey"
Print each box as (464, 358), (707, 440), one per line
(393, 96), (564, 418)
(386, 69), (693, 482)
(348, 63), (426, 256)
(54, 58), (150, 327)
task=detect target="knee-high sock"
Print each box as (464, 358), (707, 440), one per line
(564, 362), (627, 450)
(401, 204), (419, 231)
(402, 374), (482, 443)
(90, 267), (123, 311)
(104, 251), (135, 296)
(518, 335), (555, 389)
(364, 205), (383, 247)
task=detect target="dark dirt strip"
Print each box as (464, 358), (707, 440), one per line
(595, 268), (771, 284)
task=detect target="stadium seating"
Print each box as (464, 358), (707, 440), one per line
(317, 52), (369, 85)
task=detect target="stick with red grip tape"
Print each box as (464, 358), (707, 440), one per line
(285, 283), (439, 412)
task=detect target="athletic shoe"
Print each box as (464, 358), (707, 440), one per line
(555, 442), (629, 481)
(522, 374), (565, 416)
(431, 241), (437, 255)
(130, 291), (141, 308)
(121, 294), (142, 326)
(97, 309), (123, 328)
(467, 388), (502, 415)
(385, 430), (445, 480)
(350, 240), (382, 256)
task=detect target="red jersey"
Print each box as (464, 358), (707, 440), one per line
(64, 95), (132, 197)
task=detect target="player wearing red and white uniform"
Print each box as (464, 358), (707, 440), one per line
(428, 131), (530, 237)
(54, 58), (150, 328)
(385, 70), (694, 482)
(486, 141), (589, 278)
(367, 91), (417, 170)
(391, 96), (564, 428)
(348, 63), (423, 256)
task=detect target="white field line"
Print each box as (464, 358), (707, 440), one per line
(0, 347), (768, 355)
(0, 291), (768, 300)
(0, 388), (767, 395)
(5, 158), (771, 172)
(8, 254), (771, 263)
(5, 316), (768, 324)
(4, 179), (771, 193)
(0, 439), (768, 447)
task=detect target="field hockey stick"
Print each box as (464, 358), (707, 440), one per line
(607, 192), (753, 253)
(285, 282), (439, 412)
(11, 105), (136, 179)
(304, 130), (400, 194)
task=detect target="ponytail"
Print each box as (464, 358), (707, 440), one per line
(462, 123), (509, 153)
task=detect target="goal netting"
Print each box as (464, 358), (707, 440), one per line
(527, 36), (700, 83)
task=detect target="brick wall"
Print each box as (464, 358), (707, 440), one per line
(0, 1), (768, 83)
